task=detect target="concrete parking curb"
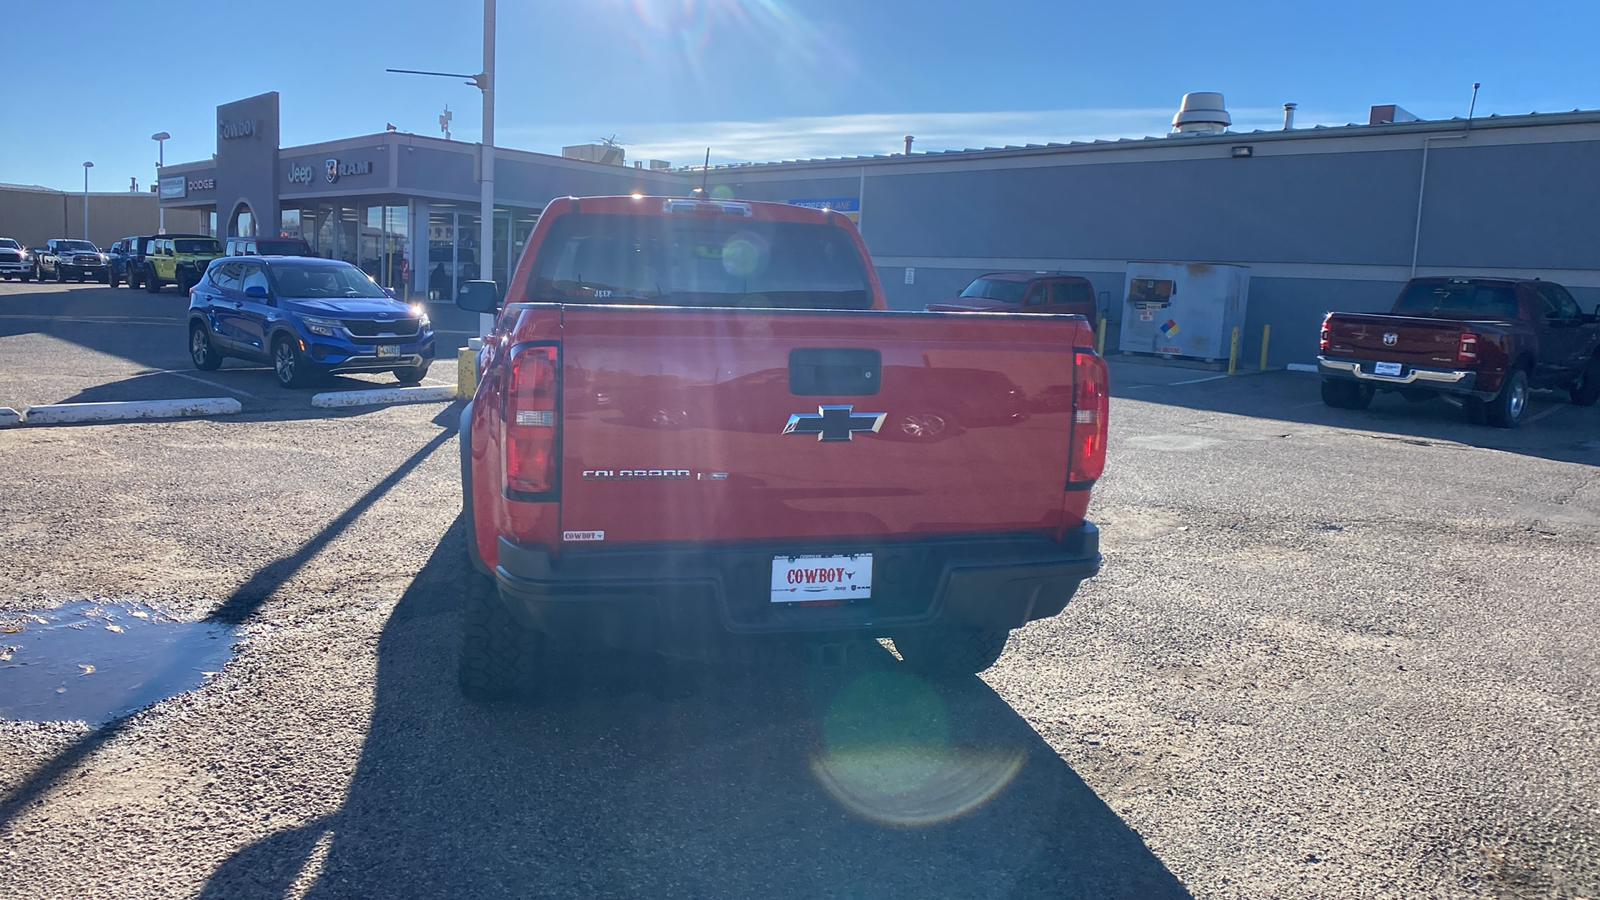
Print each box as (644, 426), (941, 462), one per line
(1286, 363), (1319, 373)
(310, 386), (457, 409)
(21, 398), (243, 425)
(1, 407), (21, 427)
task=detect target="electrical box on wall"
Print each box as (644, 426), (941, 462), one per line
(1118, 262), (1250, 360)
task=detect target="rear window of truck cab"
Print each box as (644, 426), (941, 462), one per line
(526, 212), (872, 310)
(1394, 281), (1518, 319)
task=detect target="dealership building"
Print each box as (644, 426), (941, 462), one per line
(161, 92), (1600, 365)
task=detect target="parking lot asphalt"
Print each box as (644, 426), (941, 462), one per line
(1, 282), (1596, 899)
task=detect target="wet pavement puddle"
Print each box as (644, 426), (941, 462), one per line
(0, 601), (235, 725)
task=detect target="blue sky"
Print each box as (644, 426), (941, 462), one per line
(2, 0), (1597, 191)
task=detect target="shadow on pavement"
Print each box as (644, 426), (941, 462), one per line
(196, 521), (1190, 899)
(0, 410), (460, 832)
(1110, 363), (1600, 467)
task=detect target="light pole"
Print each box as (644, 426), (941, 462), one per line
(387, 0), (496, 336)
(151, 132), (170, 234)
(82, 162), (94, 241)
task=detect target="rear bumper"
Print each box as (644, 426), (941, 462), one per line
(491, 526), (1102, 653)
(1317, 356), (1484, 395)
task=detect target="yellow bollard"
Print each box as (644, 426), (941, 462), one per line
(457, 346), (478, 399)
(1259, 324), (1271, 372)
(1095, 316), (1107, 355)
(1228, 326), (1239, 376)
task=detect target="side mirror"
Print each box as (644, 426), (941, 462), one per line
(244, 285), (270, 300)
(382, 286), (397, 298)
(457, 279), (500, 313)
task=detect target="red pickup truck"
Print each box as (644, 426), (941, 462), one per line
(926, 272), (1098, 319)
(453, 196), (1108, 698)
(1318, 277), (1600, 427)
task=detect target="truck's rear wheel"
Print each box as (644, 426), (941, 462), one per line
(458, 545), (545, 699)
(1485, 369), (1530, 428)
(893, 628), (1010, 678)
(1571, 356), (1600, 407)
(1320, 379), (1374, 410)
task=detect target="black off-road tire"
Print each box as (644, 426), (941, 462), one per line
(144, 267), (161, 293)
(458, 546), (545, 699)
(190, 324), (223, 371)
(1571, 356), (1600, 407)
(55, 267), (65, 283)
(1485, 368), (1530, 429)
(1320, 379), (1374, 410)
(128, 269), (142, 290)
(394, 362), (431, 385)
(109, 271), (121, 288)
(893, 628), (1011, 678)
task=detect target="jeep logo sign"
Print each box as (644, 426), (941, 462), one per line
(218, 118), (257, 140)
(287, 164), (315, 185)
(324, 158), (372, 183)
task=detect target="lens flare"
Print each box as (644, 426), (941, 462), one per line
(809, 670), (1027, 826)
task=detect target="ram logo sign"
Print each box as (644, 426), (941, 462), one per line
(324, 158), (373, 184)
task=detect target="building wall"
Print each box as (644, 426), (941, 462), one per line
(710, 122), (1600, 365)
(0, 187), (204, 248)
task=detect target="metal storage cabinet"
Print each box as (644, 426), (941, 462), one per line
(1119, 262), (1251, 360)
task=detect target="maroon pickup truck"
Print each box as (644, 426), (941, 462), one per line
(1318, 277), (1600, 427)
(926, 272), (1098, 319)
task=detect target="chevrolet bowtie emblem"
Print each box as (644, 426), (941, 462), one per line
(782, 405), (887, 442)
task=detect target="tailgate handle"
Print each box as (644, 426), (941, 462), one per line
(789, 348), (881, 396)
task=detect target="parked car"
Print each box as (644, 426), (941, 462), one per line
(39, 239), (108, 282)
(187, 256), (435, 388)
(106, 236), (153, 288)
(1319, 276), (1600, 427)
(451, 195), (1108, 699)
(225, 236), (316, 257)
(143, 235), (223, 293)
(926, 272), (1098, 319)
(0, 238), (31, 281)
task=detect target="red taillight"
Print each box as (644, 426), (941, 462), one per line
(1320, 313), (1332, 354)
(1067, 350), (1109, 486)
(504, 344), (559, 496)
(1457, 332), (1478, 364)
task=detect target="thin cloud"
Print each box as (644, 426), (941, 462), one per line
(502, 107), (1363, 166)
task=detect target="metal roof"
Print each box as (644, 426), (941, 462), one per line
(679, 107), (1600, 174)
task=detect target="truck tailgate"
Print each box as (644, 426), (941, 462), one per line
(1325, 313), (1481, 367)
(558, 307), (1087, 546)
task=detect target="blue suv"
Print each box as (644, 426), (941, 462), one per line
(187, 257), (435, 388)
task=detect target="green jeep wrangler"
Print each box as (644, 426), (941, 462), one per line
(144, 235), (224, 294)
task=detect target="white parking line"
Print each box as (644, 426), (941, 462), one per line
(1525, 405), (1564, 425)
(165, 371), (260, 399)
(1168, 374), (1229, 386)
(1291, 400), (1324, 408)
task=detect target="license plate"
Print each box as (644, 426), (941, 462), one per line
(375, 345), (400, 358)
(771, 554), (872, 603)
(1374, 361), (1403, 377)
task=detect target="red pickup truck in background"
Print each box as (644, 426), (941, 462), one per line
(926, 272), (1099, 319)
(1318, 277), (1600, 427)
(454, 196), (1108, 698)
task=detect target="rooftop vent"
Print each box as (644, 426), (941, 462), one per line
(1369, 104), (1420, 126)
(1170, 92), (1231, 136)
